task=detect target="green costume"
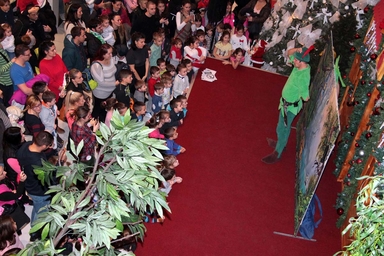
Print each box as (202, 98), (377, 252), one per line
(275, 55), (310, 157)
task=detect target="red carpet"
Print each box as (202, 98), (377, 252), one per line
(136, 58), (341, 255)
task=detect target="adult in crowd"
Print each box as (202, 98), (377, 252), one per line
(3, 127), (25, 185)
(39, 41), (68, 101)
(126, 32), (149, 93)
(124, 0), (138, 21)
(262, 47), (311, 164)
(0, 216), (25, 254)
(71, 105), (99, 165)
(17, 131), (53, 229)
(102, 0), (131, 28)
(68, 0), (98, 24)
(16, 0), (37, 13)
(111, 13), (130, 48)
(0, 25), (14, 106)
(0, 169), (30, 233)
(24, 95), (45, 137)
(10, 44), (34, 104)
(156, 0), (170, 32)
(0, 0), (14, 26)
(64, 3), (87, 35)
(13, 5), (56, 49)
(62, 26), (88, 72)
(85, 18), (105, 61)
(90, 44), (117, 122)
(175, 0), (195, 44)
(238, 0), (270, 40)
(131, 0), (160, 44)
(64, 91), (86, 130)
(130, 0), (147, 25)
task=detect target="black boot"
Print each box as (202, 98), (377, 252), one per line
(261, 151), (280, 164)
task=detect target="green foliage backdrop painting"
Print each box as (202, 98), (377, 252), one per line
(19, 111), (170, 255)
(294, 39), (340, 235)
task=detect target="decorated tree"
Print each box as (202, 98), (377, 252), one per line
(19, 111), (170, 255)
(259, 0), (374, 76)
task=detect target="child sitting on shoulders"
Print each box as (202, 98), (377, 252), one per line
(152, 82), (165, 114)
(159, 167), (182, 195)
(148, 66), (161, 97)
(163, 127), (186, 156)
(157, 58), (167, 76)
(169, 38), (183, 69)
(114, 69), (134, 109)
(100, 15), (115, 46)
(223, 48), (245, 69)
(173, 64), (189, 98)
(0, 23), (15, 59)
(102, 98), (118, 128)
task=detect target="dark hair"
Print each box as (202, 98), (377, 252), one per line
(3, 248), (22, 256)
(75, 105), (90, 119)
(115, 44), (128, 56)
(131, 32), (146, 50)
(147, 113), (160, 128)
(102, 98), (118, 111)
(181, 0), (191, 7)
(154, 82), (164, 91)
(32, 81), (47, 96)
(220, 31), (231, 41)
(163, 127), (176, 139)
(223, 23), (232, 31)
(0, 25), (4, 40)
(99, 14), (109, 22)
(162, 154), (177, 169)
(194, 13), (202, 22)
(33, 131), (54, 147)
(161, 72), (172, 83)
(157, 58), (166, 66)
(160, 168), (175, 180)
(65, 3), (84, 30)
(233, 47), (244, 56)
(133, 101), (145, 112)
(14, 44), (30, 58)
(94, 44), (113, 61)
(120, 69), (132, 79)
(88, 18), (102, 30)
(196, 29), (205, 38)
(177, 63), (186, 72)
(0, 216), (16, 250)
(166, 64), (176, 72)
(181, 58), (191, 66)
(176, 94), (187, 100)
(135, 80), (145, 90)
(158, 110), (170, 120)
(3, 127), (23, 149)
(71, 26), (85, 39)
(38, 40), (54, 61)
(114, 102), (127, 111)
(205, 24), (214, 32)
(0, 0), (11, 7)
(42, 91), (56, 103)
(236, 23), (244, 32)
(172, 37), (182, 46)
(150, 66), (160, 75)
(170, 98), (182, 109)
(185, 36), (198, 47)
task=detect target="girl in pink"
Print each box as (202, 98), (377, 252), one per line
(184, 36), (207, 73)
(102, 98), (118, 128)
(0, 216), (24, 255)
(169, 38), (183, 69)
(223, 48), (245, 69)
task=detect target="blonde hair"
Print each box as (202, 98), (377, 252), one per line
(24, 95), (41, 112)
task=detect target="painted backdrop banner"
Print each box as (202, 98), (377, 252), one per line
(294, 38), (341, 236)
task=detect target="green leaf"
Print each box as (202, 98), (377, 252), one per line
(70, 211), (88, 220)
(50, 205), (67, 215)
(41, 223), (50, 240)
(30, 221), (47, 234)
(77, 196), (91, 208)
(76, 140), (84, 156)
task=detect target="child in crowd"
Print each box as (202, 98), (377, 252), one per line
(32, 81), (48, 101)
(157, 58), (167, 75)
(160, 167), (182, 194)
(223, 48), (245, 69)
(0, 216), (24, 254)
(182, 58), (194, 83)
(213, 23), (224, 50)
(114, 69), (134, 109)
(196, 29), (206, 48)
(192, 13), (204, 35)
(184, 36), (207, 74)
(133, 80), (149, 103)
(115, 102), (129, 122)
(169, 38), (183, 68)
(231, 24), (249, 52)
(152, 82), (165, 114)
(40, 91), (59, 149)
(148, 66), (161, 97)
(178, 95), (188, 117)
(163, 154), (180, 170)
(173, 64), (189, 98)
(131, 101), (146, 122)
(163, 127), (186, 156)
(113, 44), (129, 80)
(0, 23), (14, 59)
(166, 64), (177, 80)
(161, 73), (173, 109)
(102, 98), (118, 128)
(205, 24), (214, 54)
(100, 15), (115, 46)
(147, 113), (165, 139)
(158, 28), (171, 61)
(213, 31), (233, 60)
(149, 32), (163, 67)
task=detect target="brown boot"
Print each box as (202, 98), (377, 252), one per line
(266, 138), (277, 148)
(261, 151), (280, 164)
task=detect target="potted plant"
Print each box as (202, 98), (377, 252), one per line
(19, 111), (170, 255)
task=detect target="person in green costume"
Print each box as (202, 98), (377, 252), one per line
(262, 46), (312, 164)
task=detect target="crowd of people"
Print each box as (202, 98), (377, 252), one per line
(0, 0), (272, 253)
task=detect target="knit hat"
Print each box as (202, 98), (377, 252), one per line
(293, 46), (313, 63)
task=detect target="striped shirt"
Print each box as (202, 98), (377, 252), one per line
(0, 48), (13, 86)
(90, 61), (117, 99)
